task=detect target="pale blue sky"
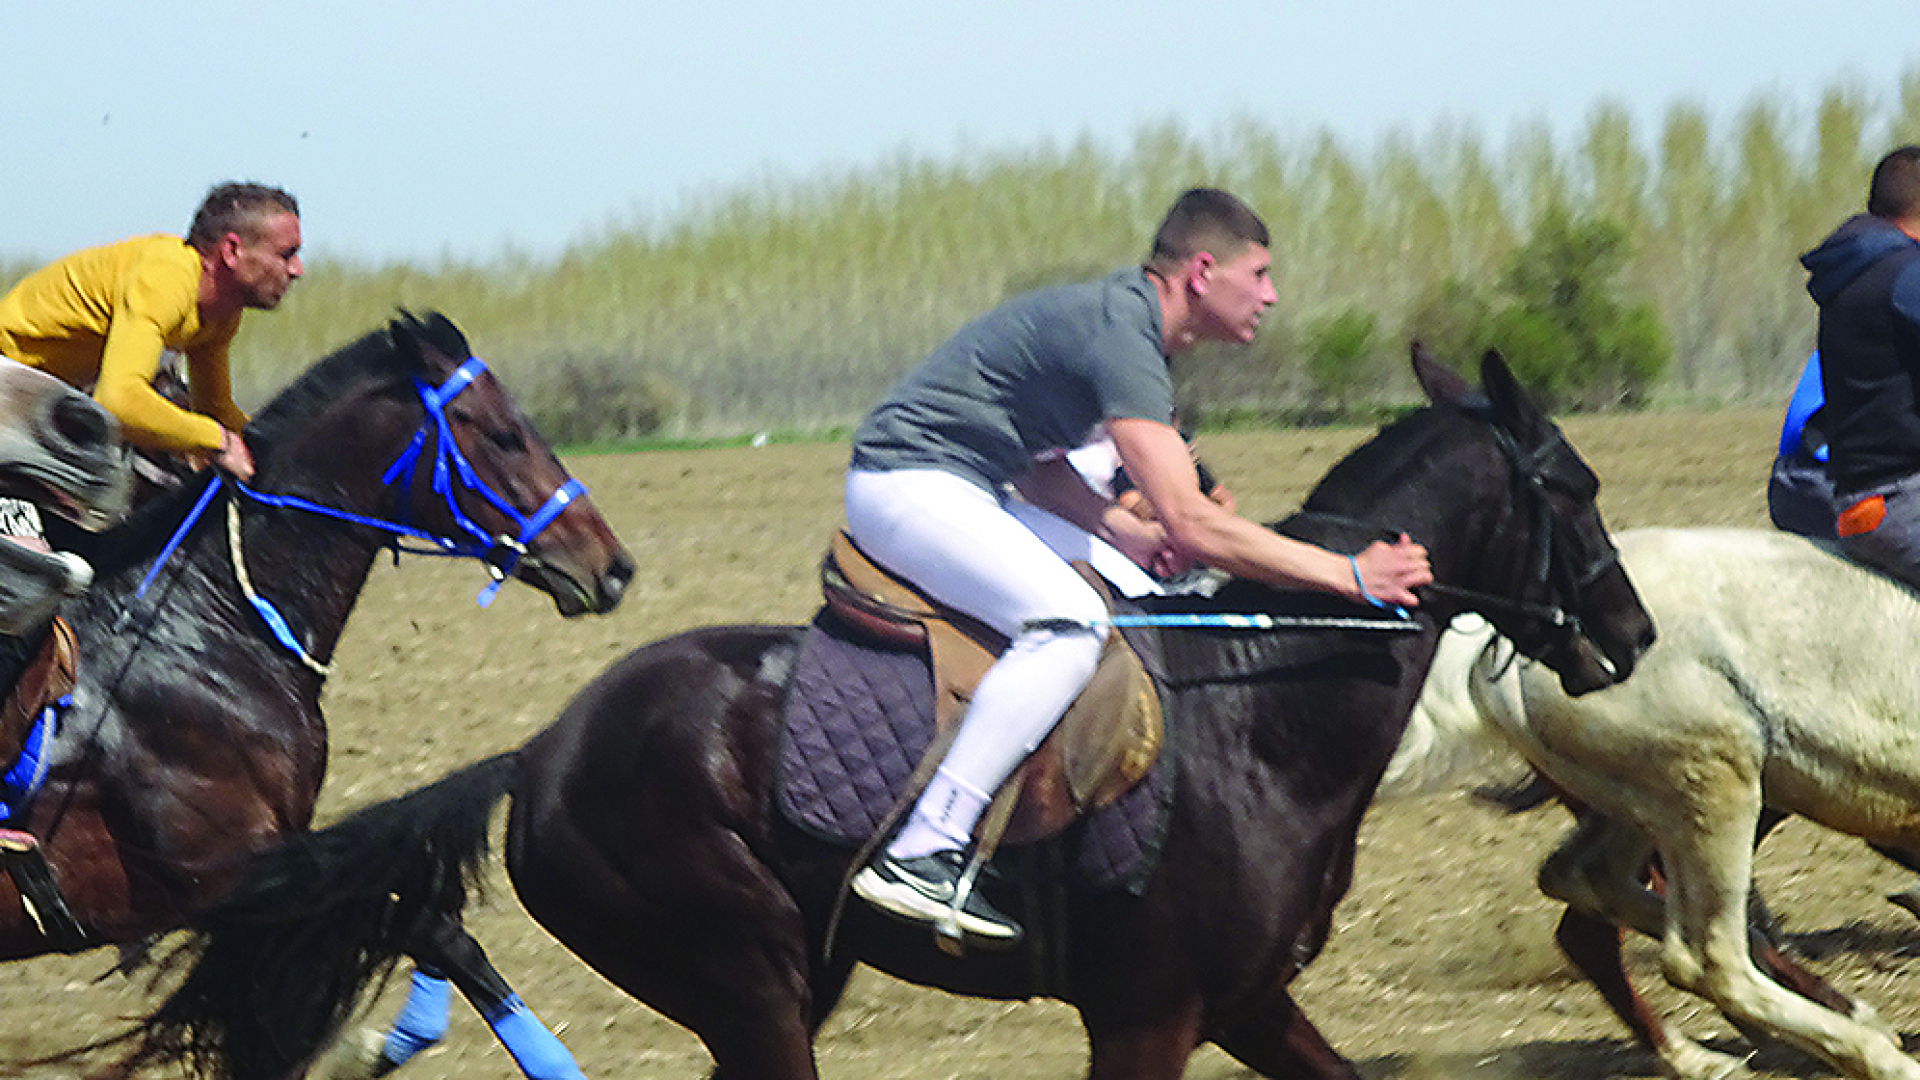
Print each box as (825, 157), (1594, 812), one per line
(4, 0), (1914, 263)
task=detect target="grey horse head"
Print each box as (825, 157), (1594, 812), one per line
(0, 359), (130, 633)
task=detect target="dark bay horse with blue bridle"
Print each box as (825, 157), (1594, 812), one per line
(0, 310), (631, 969)
(122, 348), (1653, 1080)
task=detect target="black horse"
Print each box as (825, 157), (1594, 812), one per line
(0, 311), (632, 965)
(123, 347), (1654, 1080)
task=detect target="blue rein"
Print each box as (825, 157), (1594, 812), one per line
(129, 356), (585, 666)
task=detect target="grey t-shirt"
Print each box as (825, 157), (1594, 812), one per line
(851, 268), (1175, 491)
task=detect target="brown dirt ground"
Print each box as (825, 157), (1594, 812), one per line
(7, 407), (1920, 1080)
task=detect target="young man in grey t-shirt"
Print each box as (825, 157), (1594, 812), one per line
(846, 188), (1430, 944)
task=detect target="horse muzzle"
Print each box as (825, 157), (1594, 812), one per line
(517, 545), (634, 617)
(1552, 611), (1656, 695)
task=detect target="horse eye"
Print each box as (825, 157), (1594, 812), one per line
(488, 429), (526, 452)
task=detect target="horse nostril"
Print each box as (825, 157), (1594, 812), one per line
(599, 555), (635, 610)
(51, 395), (112, 449)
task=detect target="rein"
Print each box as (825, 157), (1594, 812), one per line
(123, 356), (585, 670)
(1103, 612), (1418, 632)
(1421, 411), (1620, 647)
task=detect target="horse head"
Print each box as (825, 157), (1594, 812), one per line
(380, 312), (634, 616)
(0, 359), (129, 632)
(249, 311), (633, 617)
(1410, 343), (1654, 695)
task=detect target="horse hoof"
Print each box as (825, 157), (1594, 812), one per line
(307, 1026), (391, 1080)
(1662, 1042), (1753, 1080)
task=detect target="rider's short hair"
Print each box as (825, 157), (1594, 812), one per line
(1867, 146), (1920, 220)
(186, 182), (300, 252)
(1146, 188), (1270, 275)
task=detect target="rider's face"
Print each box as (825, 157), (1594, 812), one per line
(1192, 243), (1277, 346)
(228, 213), (304, 311)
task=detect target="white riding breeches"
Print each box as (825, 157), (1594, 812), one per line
(845, 467), (1109, 856)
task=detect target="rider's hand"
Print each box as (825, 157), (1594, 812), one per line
(1102, 505), (1181, 576)
(214, 428), (256, 482)
(1351, 533), (1431, 608)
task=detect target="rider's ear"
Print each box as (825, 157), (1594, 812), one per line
(1184, 251), (1215, 295)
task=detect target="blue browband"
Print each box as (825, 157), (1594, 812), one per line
(129, 356), (586, 668)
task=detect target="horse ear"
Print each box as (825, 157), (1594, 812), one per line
(1411, 341), (1472, 406)
(1479, 349), (1548, 436)
(387, 310), (471, 372)
(418, 311), (471, 360)
(389, 309), (423, 349)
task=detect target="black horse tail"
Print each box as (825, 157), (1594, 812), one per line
(115, 751), (519, 1080)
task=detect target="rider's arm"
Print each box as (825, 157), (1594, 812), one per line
(93, 260), (227, 455)
(1108, 417), (1429, 606)
(183, 320), (251, 435)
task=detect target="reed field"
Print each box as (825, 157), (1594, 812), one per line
(7, 69), (1918, 443)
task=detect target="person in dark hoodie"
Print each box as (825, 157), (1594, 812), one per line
(1801, 145), (1920, 585)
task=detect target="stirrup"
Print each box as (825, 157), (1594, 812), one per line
(934, 849), (992, 957)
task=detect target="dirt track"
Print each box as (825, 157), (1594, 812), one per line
(7, 407), (1920, 1080)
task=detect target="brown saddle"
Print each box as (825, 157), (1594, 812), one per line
(0, 617), (76, 773)
(820, 531), (1161, 846)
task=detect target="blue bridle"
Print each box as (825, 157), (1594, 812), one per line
(374, 356), (585, 604)
(130, 356), (586, 666)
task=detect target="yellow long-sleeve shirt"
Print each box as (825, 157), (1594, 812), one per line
(0, 235), (248, 453)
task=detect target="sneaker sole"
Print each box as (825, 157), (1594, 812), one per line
(851, 868), (1023, 944)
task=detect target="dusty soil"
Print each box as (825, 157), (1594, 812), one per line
(7, 407), (1920, 1080)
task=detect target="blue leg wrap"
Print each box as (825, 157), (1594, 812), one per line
(482, 995), (587, 1080)
(381, 968), (452, 1065)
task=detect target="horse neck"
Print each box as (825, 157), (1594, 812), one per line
(1312, 416), (1520, 623)
(228, 493), (398, 661)
(233, 398), (446, 659)
(78, 399), (427, 672)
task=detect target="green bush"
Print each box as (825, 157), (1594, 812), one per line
(516, 352), (679, 445)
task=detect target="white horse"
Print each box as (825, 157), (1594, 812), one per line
(1436, 525), (1920, 1080)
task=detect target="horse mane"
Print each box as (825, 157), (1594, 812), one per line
(1297, 405), (1465, 526)
(49, 312), (470, 586)
(244, 310), (468, 469)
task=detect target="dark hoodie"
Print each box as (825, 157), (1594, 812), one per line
(1801, 214), (1920, 494)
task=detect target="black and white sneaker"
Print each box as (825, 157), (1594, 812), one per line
(851, 849), (1023, 945)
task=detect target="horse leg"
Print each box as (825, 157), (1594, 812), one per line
(1082, 1000), (1204, 1080)
(509, 831), (824, 1080)
(1656, 782), (1920, 1080)
(413, 916), (585, 1080)
(309, 915), (587, 1080)
(1210, 988), (1362, 1080)
(308, 967), (450, 1080)
(1866, 842), (1920, 921)
(1553, 908), (1691, 1065)
(1540, 812), (1747, 1080)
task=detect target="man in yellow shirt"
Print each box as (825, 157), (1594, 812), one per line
(0, 180), (303, 492)
(0, 184), (301, 868)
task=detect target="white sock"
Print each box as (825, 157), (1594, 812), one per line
(887, 766), (992, 859)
